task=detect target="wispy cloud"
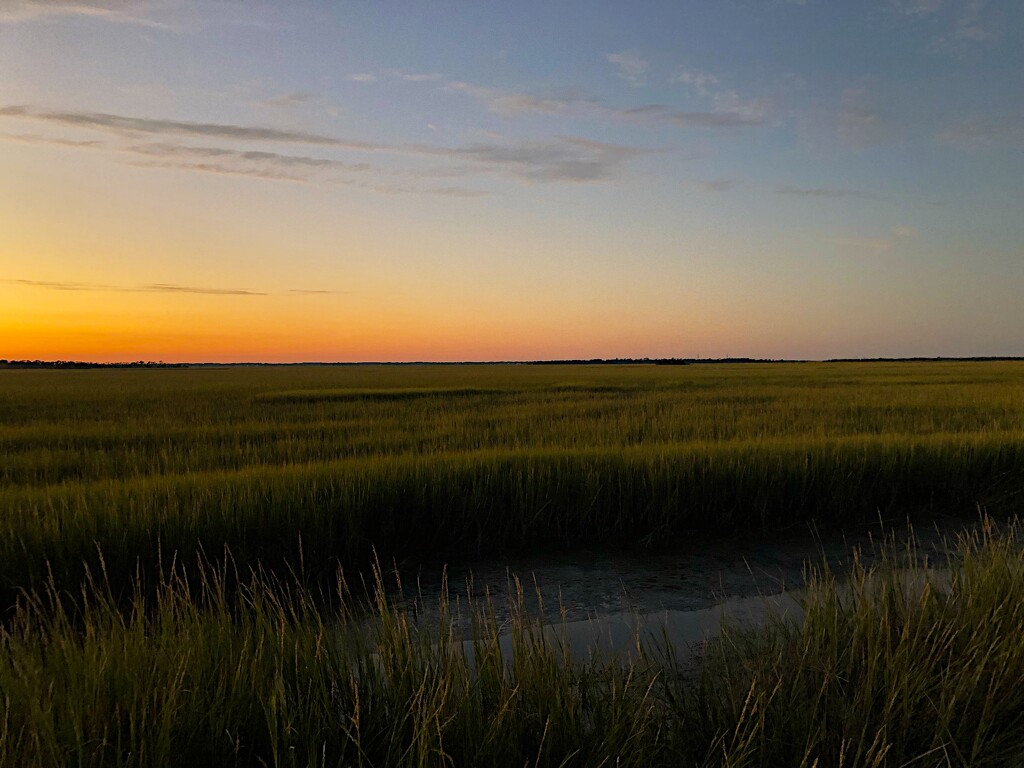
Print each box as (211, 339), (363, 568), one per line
(0, 0), (169, 27)
(3, 130), (484, 194)
(391, 71), (445, 82)
(915, 0), (1008, 51)
(955, 0), (995, 41)
(442, 80), (766, 130)
(126, 142), (372, 172)
(669, 67), (720, 96)
(347, 73), (377, 83)
(620, 104), (766, 128)
(888, 0), (944, 15)
(3, 278), (351, 295)
(2, 278), (274, 295)
(125, 146), (487, 195)
(145, 283), (268, 295)
(258, 91), (316, 109)
(692, 179), (739, 193)
(445, 81), (592, 116)
(937, 114), (1024, 146)
(775, 184), (880, 200)
(127, 159), (313, 183)
(668, 65), (771, 130)
(607, 51), (649, 85)
(0, 105), (385, 150)
(0, 105), (641, 186)
(0, 131), (106, 149)
(413, 136), (647, 183)
(2, 278), (115, 292)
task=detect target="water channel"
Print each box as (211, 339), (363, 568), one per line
(385, 514), (983, 663)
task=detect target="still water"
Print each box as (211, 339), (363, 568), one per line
(388, 514), (977, 662)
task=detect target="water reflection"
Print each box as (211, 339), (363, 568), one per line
(390, 514), (977, 661)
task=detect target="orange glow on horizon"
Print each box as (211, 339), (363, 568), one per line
(1, 284), (736, 363)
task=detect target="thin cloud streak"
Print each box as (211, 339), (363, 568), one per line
(410, 136), (646, 182)
(0, 105), (386, 151)
(4, 279), (266, 295)
(2, 279), (344, 296)
(394, 71), (444, 82)
(3, 279), (117, 292)
(446, 81), (593, 116)
(0, 105), (643, 184)
(126, 159), (312, 184)
(937, 115), (1024, 146)
(145, 283), (268, 296)
(775, 184), (880, 200)
(127, 142), (373, 171)
(0, 131), (106, 149)
(692, 179), (738, 193)
(619, 104), (766, 127)
(0, 0), (170, 27)
(440, 81), (767, 129)
(888, 0), (943, 16)
(258, 91), (316, 109)
(4, 130), (485, 194)
(126, 158), (486, 195)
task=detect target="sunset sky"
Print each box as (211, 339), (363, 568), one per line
(1, 0), (1022, 362)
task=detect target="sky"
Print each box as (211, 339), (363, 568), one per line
(1, 0), (1022, 362)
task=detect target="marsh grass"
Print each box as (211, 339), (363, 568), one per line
(0, 554), (665, 767)
(2, 519), (1024, 766)
(3, 363), (1024, 764)
(679, 518), (1024, 766)
(1, 362), (1023, 604)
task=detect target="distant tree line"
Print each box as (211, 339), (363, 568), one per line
(528, 357), (796, 365)
(1, 356), (1020, 370)
(0, 360), (188, 369)
(824, 356), (1023, 363)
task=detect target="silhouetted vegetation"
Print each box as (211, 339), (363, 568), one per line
(1, 518), (1023, 766)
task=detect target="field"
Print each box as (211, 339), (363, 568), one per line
(1, 361), (1023, 601)
(2, 361), (1024, 765)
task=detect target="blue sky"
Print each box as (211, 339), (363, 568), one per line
(1, 0), (1021, 361)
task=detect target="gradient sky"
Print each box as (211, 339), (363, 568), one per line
(1, 0), (1022, 362)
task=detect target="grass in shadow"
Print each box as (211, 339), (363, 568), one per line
(3, 518), (1024, 766)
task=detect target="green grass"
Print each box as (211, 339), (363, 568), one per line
(1, 362), (1023, 602)
(3, 362), (1024, 765)
(2, 518), (1023, 766)
(679, 518), (1024, 766)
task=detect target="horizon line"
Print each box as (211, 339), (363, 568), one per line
(3, 356), (1024, 368)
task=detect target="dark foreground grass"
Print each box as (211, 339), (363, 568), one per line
(1, 362), (1023, 604)
(2, 519), (1023, 767)
(4, 433), (1023, 612)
